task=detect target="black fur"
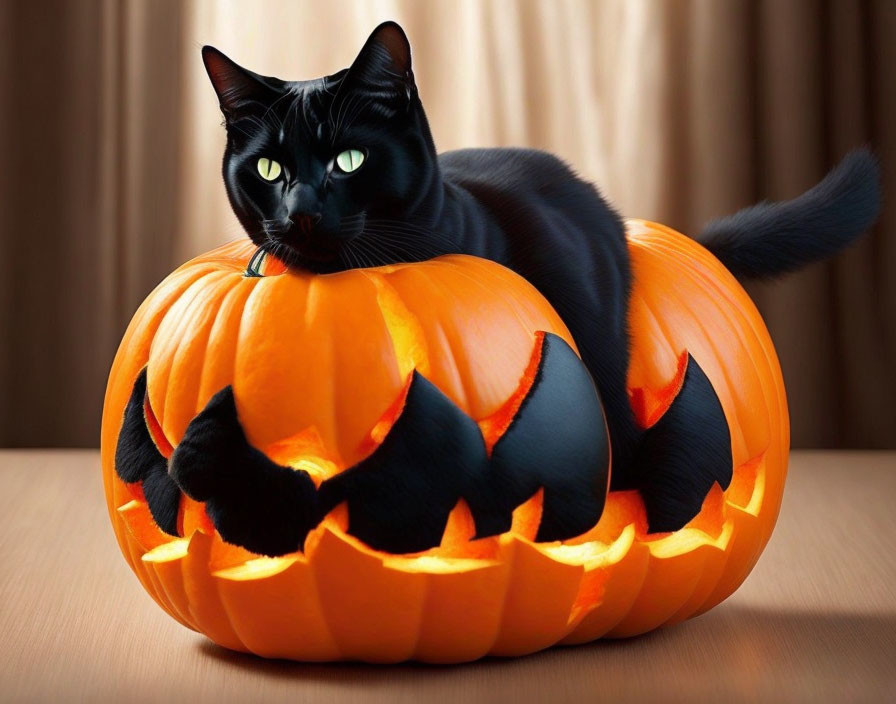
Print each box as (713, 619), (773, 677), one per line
(167, 333), (609, 556)
(169, 386), (319, 557)
(699, 149), (881, 279)
(625, 355), (733, 532)
(114, 368), (180, 536)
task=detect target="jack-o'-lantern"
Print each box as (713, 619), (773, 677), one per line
(100, 218), (787, 663)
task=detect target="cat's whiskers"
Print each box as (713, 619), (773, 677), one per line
(226, 121), (255, 140)
(332, 88), (381, 144)
(339, 214), (367, 230)
(362, 228), (438, 253)
(346, 236), (383, 268)
(239, 115), (269, 135)
(330, 92), (368, 143)
(336, 94), (376, 138)
(325, 64), (364, 135)
(367, 229), (455, 254)
(362, 226), (459, 258)
(258, 90), (293, 130)
(327, 93), (353, 142)
(362, 218), (459, 249)
(340, 241), (368, 270)
(241, 106), (284, 135)
(342, 231), (392, 267)
(268, 240), (297, 268)
(353, 242), (377, 269)
(260, 218), (292, 236)
(284, 96), (302, 134)
(300, 97), (315, 137)
(361, 230), (437, 263)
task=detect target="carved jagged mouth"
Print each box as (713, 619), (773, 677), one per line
(115, 332), (612, 557)
(114, 331), (735, 558)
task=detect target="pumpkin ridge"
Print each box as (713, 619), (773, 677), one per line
(196, 277), (258, 413)
(149, 270), (232, 442)
(442, 258), (537, 337)
(423, 272), (481, 416)
(168, 272), (238, 442)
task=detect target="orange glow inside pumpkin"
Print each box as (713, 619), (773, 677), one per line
(118, 449), (764, 571)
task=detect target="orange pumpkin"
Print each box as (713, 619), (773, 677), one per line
(100, 218), (788, 663)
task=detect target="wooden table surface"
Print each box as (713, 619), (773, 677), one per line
(1, 450), (894, 703)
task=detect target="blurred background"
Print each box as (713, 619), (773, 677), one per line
(0, 0), (893, 449)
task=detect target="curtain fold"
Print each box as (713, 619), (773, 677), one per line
(1, 0), (893, 447)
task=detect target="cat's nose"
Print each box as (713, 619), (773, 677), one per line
(284, 181), (321, 219)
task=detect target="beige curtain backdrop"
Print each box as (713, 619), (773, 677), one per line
(0, 0), (893, 448)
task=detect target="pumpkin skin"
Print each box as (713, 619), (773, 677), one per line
(100, 218), (788, 663)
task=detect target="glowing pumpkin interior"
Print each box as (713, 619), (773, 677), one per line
(100, 219), (788, 663)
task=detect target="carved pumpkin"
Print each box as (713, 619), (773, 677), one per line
(101, 218), (788, 663)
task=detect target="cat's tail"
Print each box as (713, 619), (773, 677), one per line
(696, 148), (881, 280)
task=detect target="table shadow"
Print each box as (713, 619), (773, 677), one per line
(193, 604), (896, 698)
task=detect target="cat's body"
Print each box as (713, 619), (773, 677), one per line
(435, 148), (638, 474)
(202, 22), (880, 509)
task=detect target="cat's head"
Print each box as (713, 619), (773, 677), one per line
(203, 22), (440, 273)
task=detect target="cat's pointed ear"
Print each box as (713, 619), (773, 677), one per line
(347, 21), (414, 89)
(202, 46), (280, 116)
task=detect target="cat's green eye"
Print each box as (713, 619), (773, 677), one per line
(257, 157), (282, 181)
(335, 149), (365, 173)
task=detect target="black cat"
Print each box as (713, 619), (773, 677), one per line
(202, 22), (880, 514)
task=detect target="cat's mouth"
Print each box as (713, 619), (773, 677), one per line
(265, 230), (344, 272)
(283, 232), (341, 261)
(264, 214), (367, 273)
